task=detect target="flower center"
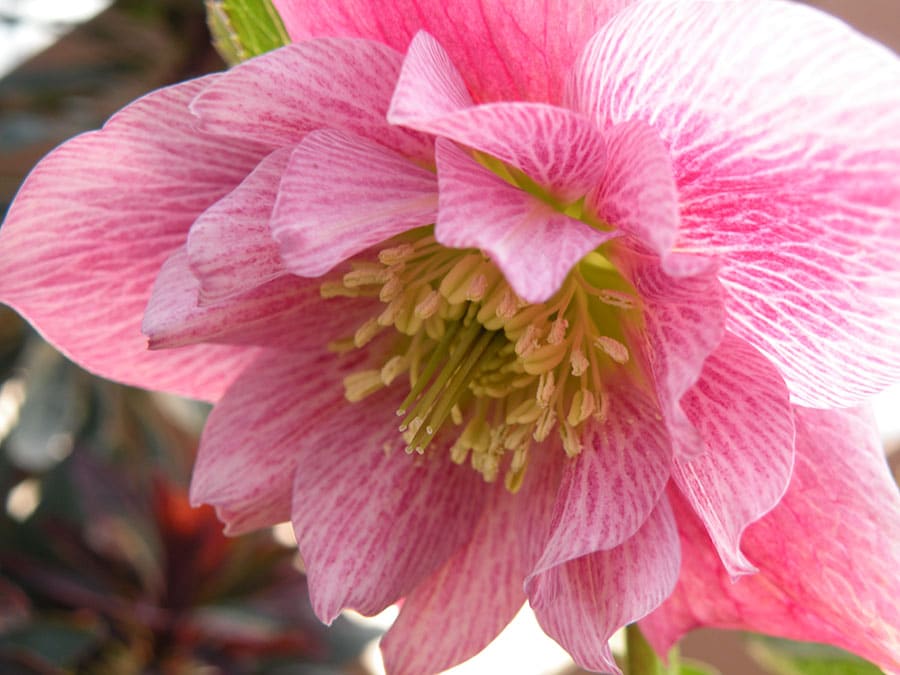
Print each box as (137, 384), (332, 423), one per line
(322, 228), (639, 491)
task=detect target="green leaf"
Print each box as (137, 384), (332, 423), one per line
(748, 637), (884, 675)
(205, 0), (290, 65)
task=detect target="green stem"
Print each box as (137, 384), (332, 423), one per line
(625, 623), (678, 675)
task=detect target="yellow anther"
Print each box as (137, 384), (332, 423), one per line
(496, 289), (519, 319)
(354, 317), (382, 347)
(378, 243), (416, 266)
(381, 355), (408, 385)
(414, 289), (442, 319)
(344, 264), (388, 287)
(567, 389), (596, 427)
(379, 275), (403, 302)
(596, 289), (637, 310)
(507, 398), (542, 425)
(344, 370), (384, 402)
(536, 371), (556, 408)
(514, 323), (541, 357)
(320, 281), (360, 298)
(560, 423), (583, 457)
(450, 439), (470, 464)
(533, 408), (557, 442)
(439, 254), (483, 305)
(523, 341), (568, 375)
(595, 335), (630, 364)
(570, 348), (590, 376)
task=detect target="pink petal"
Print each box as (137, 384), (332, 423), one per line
(389, 32), (608, 198)
(643, 407), (900, 673)
(143, 247), (369, 350)
(617, 250), (726, 458)
(571, 1), (900, 406)
(272, 0), (636, 103)
(381, 448), (563, 674)
(530, 381), (672, 577)
(435, 138), (615, 303)
(0, 76), (268, 401)
(190, 345), (367, 534)
(589, 119), (679, 258)
(529, 496), (680, 674)
(190, 39), (431, 161)
(272, 129), (438, 277)
(672, 333), (794, 576)
(291, 393), (488, 623)
(187, 147), (292, 304)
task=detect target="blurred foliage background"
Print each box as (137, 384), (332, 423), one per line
(0, 1), (898, 673)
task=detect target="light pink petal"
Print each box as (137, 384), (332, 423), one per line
(381, 448), (563, 674)
(389, 33), (607, 198)
(436, 138), (615, 303)
(0, 76), (269, 401)
(272, 129), (438, 277)
(529, 496), (680, 674)
(531, 381), (671, 577)
(187, 147), (292, 304)
(272, 0), (635, 103)
(590, 119), (679, 258)
(143, 248), (371, 350)
(617, 250), (726, 458)
(190, 39), (431, 161)
(291, 394), (488, 623)
(571, 1), (900, 407)
(190, 346), (368, 535)
(673, 333), (794, 576)
(643, 407), (900, 673)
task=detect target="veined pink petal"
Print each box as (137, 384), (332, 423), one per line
(435, 138), (615, 303)
(530, 381), (671, 577)
(673, 333), (794, 576)
(590, 119), (679, 258)
(272, 129), (438, 277)
(143, 247), (369, 350)
(530, 497), (680, 675)
(187, 147), (291, 304)
(571, 1), (900, 407)
(617, 250), (726, 458)
(390, 32), (608, 199)
(0, 76), (268, 401)
(190, 39), (431, 161)
(291, 391), (488, 623)
(381, 448), (563, 675)
(190, 345), (369, 535)
(643, 407), (900, 673)
(271, 0), (635, 103)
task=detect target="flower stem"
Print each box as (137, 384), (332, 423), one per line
(624, 623), (678, 675)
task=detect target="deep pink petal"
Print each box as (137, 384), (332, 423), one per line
(673, 333), (794, 576)
(190, 39), (431, 161)
(187, 148), (291, 304)
(142, 247), (370, 350)
(530, 496), (680, 675)
(190, 345), (367, 534)
(643, 407), (900, 673)
(0, 76), (268, 401)
(617, 250), (726, 458)
(381, 448), (563, 674)
(436, 138), (615, 303)
(271, 0), (635, 103)
(390, 32), (607, 198)
(291, 392), (488, 623)
(272, 129), (438, 277)
(571, 1), (900, 406)
(590, 119), (679, 258)
(531, 381), (671, 577)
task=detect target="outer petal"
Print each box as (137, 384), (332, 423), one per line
(190, 39), (431, 161)
(272, 129), (438, 277)
(187, 147), (292, 304)
(0, 76), (268, 401)
(618, 250), (726, 458)
(436, 138), (615, 303)
(571, 1), (900, 406)
(142, 248), (371, 350)
(673, 333), (794, 576)
(381, 446), (563, 675)
(643, 407), (900, 673)
(291, 394), (488, 623)
(190, 345), (369, 535)
(530, 381), (671, 577)
(271, 0), (636, 103)
(529, 496), (680, 674)
(389, 32), (607, 198)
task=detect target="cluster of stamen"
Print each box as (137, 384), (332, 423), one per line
(323, 229), (639, 492)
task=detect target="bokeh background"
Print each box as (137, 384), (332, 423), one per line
(1, 1), (898, 673)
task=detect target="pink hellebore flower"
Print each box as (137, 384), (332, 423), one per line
(2, 1), (900, 672)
